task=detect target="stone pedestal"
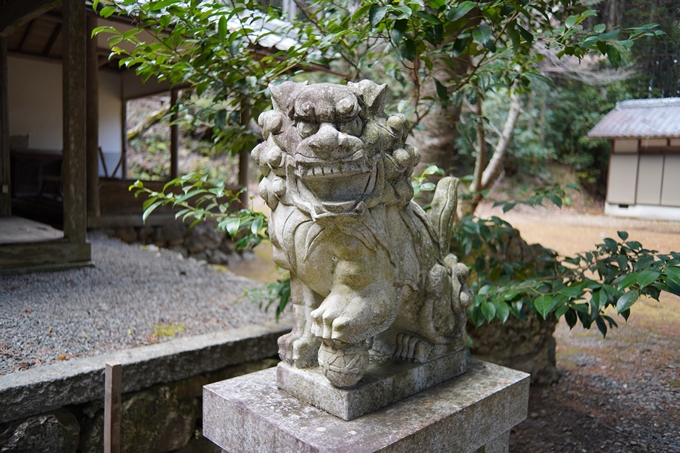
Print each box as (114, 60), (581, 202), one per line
(277, 349), (466, 420)
(203, 359), (529, 453)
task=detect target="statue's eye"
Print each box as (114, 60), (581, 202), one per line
(297, 121), (319, 138)
(337, 117), (363, 136)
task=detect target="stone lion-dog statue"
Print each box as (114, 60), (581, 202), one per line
(252, 80), (473, 388)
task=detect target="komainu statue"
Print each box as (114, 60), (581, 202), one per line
(252, 80), (473, 388)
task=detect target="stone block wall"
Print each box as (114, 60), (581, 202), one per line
(108, 218), (254, 266)
(0, 358), (278, 453)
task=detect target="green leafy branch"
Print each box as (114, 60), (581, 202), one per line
(455, 216), (680, 337)
(130, 173), (267, 250)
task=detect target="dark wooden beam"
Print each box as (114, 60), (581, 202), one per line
(121, 99), (127, 179)
(0, 240), (91, 269)
(62, 0), (87, 244)
(43, 22), (61, 56)
(169, 88), (179, 180)
(18, 19), (37, 52)
(8, 50), (61, 64)
(0, 37), (10, 216)
(0, 0), (61, 38)
(86, 15), (100, 218)
(238, 101), (250, 205)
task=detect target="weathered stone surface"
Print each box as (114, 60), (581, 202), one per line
(226, 252), (242, 267)
(218, 240), (235, 254)
(113, 227), (137, 244)
(203, 360), (529, 453)
(0, 322), (290, 424)
(169, 246), (189, 258)
(191, 251), (208, 261)
(168, 238), (185, 247)
(137, 226), (155, 243)
(277, 350), (466, 420)
(0, 408), (79, 453)
(172, 435), (222, 453)
(185, 220), (222, 252)
(79, 384), (199, 453)
(473, 431), (510, 453)
(469, 311), (559, 385)
(254, 80), (473, 388)
(154, 222), (187, 242)
(208, 249), (230, 265)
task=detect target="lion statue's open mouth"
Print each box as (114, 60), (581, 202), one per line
(293, 149), (378, 214)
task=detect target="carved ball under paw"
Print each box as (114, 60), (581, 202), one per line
(318, 341), (369, 389)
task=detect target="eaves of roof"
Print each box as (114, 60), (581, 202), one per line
(588, 98), (680, 139)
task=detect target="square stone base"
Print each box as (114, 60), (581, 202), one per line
(277, 349), (467, 420)
(203, 359), (529, 453)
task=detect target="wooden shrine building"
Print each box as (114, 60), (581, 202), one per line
(0, 0), (219, 271)
(588, 98), (680, 221)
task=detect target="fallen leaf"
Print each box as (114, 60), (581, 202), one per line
(47, 328), (53, 334)
(57, 354), (66, 361)
(23, 308), (32, 313)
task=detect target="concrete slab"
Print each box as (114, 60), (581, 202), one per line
(276, 349), (466, 420)
(203, 359), (530, 453)
(0, 217), (62, 244)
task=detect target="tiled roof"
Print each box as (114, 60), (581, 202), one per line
(588, 98), (680, 139)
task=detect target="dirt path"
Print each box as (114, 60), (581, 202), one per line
(482, 206), (680, 453)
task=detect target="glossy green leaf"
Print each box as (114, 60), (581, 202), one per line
(480, 302), (496, 322)
(369, 5), (387, 27)
(533, 295), (553, 320)
(434, 78), (448, 103)
(494, 302), (510, 323)
(637, 270), (660, 288)
(617, 273), (639, 290)
(223, 217), (240, 237)
(473, 23), (491, 44)
(446, 1), (475, 22)
(616, 290), (639, 313)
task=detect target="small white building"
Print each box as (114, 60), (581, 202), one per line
(588, 98), (680, 221)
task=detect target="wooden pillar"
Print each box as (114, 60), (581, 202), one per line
(0, 37), (10, 216)
(86, 15), (100, 218)
(169, 88), (179, 180)
(104, 361), (122, 453)
(238, 101), (249, 205)
(120, 99), (127, 179)
(62, 0), (87, 242)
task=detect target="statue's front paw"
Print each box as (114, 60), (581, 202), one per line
(309, 291), (348, 341)
(310, 285), (397, 344)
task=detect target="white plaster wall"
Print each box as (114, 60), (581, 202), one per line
(7, 57), (63, 151)
(8, 56), (123, 177)
(99, 71), (123, 177)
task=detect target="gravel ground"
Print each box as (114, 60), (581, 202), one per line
(0, 232), (280, 376)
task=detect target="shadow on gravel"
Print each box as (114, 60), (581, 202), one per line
(511, 301), (680, 453)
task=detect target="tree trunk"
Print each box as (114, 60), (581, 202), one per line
(459, 89), (522, 217)
(409, 68), (464, 175)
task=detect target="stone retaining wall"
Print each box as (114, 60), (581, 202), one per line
(0, 323), (291, 453)
(109, 218), (254, 266)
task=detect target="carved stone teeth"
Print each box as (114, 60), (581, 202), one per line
(313, 167), (322, 176)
